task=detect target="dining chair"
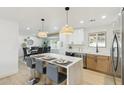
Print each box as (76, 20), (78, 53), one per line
(35, 58), (46, 84)
(46, 63), (67, 85)
(47, 46), (51, 53)
(23, 48), (30, 60)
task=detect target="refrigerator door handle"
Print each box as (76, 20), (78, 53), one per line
(112, 34), (119, 72)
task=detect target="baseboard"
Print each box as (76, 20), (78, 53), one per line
(0, 70), (18, 79)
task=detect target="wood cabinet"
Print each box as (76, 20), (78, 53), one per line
(87, 54), (97, 70)
(96, 55), (110, 73)
(86, 54), (112, 75)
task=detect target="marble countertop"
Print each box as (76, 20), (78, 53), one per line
(82, 50), (110, 56)
(66, 49), (110, 56)
(32, 53), (83, 68)
(66, 49), (83, 54)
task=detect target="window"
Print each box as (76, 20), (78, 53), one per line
(88, 32), (106, 48)
(97, 32), (106, 47)
(50, 39), (59, 49)
(88, 33), (97, 47)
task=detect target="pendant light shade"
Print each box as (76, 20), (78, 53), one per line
(61, 25), (74, 35)
(37, 31), (47, 38)
(37, 19), (47, 38)
(60, 7), (74, 35)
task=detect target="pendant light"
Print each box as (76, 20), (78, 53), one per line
(37, 19), (47, 38)
(61, 7), (74, 35)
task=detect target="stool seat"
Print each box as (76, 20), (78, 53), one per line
(25, 57), (39, 85)
(47, 63), (67, 84)
(35, 59), (46, 74)
(35, 59), (47, 84)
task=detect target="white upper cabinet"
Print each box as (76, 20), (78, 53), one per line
(59, 28), (84, 54)
(59, 33), (69, 54)
(68, 29), (84, 44)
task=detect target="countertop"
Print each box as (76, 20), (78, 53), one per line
(83, 51), (110, 56)
(66, 49), (110, 56)
(66, 50), (83, 54)
(32, 53), (83, 68)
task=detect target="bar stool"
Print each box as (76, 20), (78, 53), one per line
(35, 58), (46, 84)
(46, 63), (67, 85)
(25, 57), (39, 85)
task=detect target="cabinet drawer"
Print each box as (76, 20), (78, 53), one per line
(97, 55), (109, 60)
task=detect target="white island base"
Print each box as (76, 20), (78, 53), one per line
(32, 53), (83, 85)
(67, 60), (82, 85)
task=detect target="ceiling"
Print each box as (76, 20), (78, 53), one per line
(0, 7), (121, 36)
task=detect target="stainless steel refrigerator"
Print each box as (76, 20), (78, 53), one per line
(111, 31), (121, 84)
(111, 8), (124, 85)
(122, 8), (124, 85)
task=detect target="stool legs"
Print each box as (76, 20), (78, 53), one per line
(27, 69), (39, 85)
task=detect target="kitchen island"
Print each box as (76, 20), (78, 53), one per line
(32, 53), (83, 85)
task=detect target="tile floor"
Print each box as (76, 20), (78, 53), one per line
(0, 58), (121, 85)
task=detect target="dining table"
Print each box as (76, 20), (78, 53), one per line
(31, 53), (83, 85)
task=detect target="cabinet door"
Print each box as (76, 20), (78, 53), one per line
(69, 29), (84, 44)
(96, 56), (110, 73)
(87, 54), (97, 70)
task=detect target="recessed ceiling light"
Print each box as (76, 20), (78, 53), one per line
(101, 15), (106, 19)
(26, 27), (30, 30)
(118, 13), (121, 16)
(80, 20), (84, 24)
(54, 27), (58, 30)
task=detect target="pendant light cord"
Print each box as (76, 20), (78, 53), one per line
(66, 10), (68, 25)
(65, 7), (69, 26)
(42, 21), (44, 32)
(41, 19), (44, 32)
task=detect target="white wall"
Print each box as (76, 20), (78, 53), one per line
(18, 35), (42, 57)
(0, 19), (18, 78)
